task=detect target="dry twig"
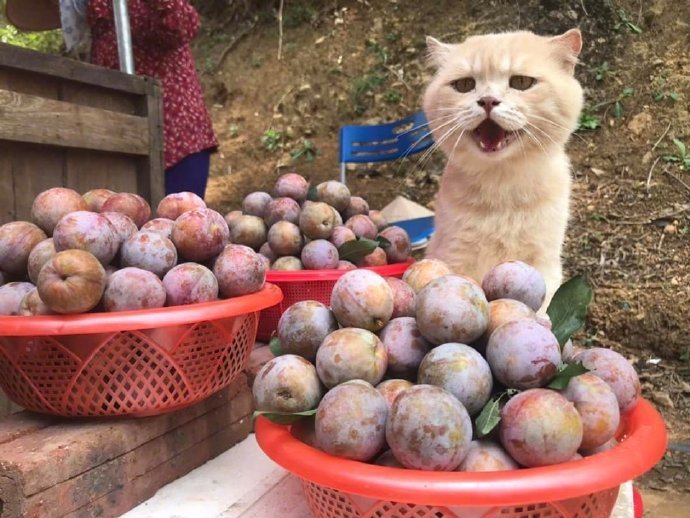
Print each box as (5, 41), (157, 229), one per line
(277, 0), (285, 61)
(665, 170), (690, 193)
(215, 18), (257, 71)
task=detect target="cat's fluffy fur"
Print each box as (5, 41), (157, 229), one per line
(423, 29), (584, 310)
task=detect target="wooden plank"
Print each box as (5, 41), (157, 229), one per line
(0, 89), (149, 155)
(0, 141), (15, 224)
(6, 69), (60, 99)
(59, 80), (138, 115)
(0, 43), (151, 96)
(65, 149), (140, 195)
(140, 80), (166, 207)
(7, 142), (65, 222)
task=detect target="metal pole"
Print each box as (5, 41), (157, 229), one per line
(113, 0), (135, 74)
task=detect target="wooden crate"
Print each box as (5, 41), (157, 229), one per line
(0, 42), (165, 225)
(0, 374), (253, 518)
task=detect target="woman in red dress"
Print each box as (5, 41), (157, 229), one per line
(5, 0), (218, 199)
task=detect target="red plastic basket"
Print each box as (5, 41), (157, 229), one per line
(255, 398), (667, 517)
(0, 284), (282, 418)
(256, 260), (414, 342)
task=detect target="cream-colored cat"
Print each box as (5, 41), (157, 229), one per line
(423, 28), (584, 311)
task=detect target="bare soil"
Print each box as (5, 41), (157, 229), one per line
(193, 0), (690, 508)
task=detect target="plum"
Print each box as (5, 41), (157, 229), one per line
(0, 270), (5, 286)
(120, 231), (177, 277)
(301, 239), (339, 270)
(271, 256), (303, 270)
(376, 379), (414, 411)
(213, 244), (266, 297)
(103, 267), (166, 311)
(378, 317), (431, 380)
(315, 328), (388, 388)
(141, 218), (175, 239)
(418, 343), (493, 416)
(37, 250), (106, 314)
(156, 192), (206, 220)
(476, 298), (537, 352)
(101, 211), (138, 249)
(224, 210), (243, 229)
(378, 226), (411, 264)
(386, 385), (472, 471)
(401, 258), (453, 293)
(337, 260), (356, 270)
(299, 201), (336, 240)
(331, 206), (343, 226)
(486, 318), (561, 390)
(562, 339), (584, 362)
(385, 277), (416, 318)
(315, 380), (388, 461)
(264, 197), (301, 227)
(330, 269), (394, 331)
(162, 263), (218, 306)
(574, 347), (641, 413)
(499, 389), (583, 467)
(53, 211), (118, 265)
(368, 210), (388, 231)
(457, 440), (519, 472)
(242, 191), (272, 218)
(315, 181), (350, 212)
(230, 215), (267, 251)
(252, 354), (323, 413)
(562, 373), (620, 450)
(0, 282), (35, 315)
(259, 242), (278, 263)
(82, 188), (114, 212)
(343, 196), (370, 220)
(172, 208), (229, 262)
(277, 300), (338, 361)
(330, 225), (356, 249)
(31, 187), (88, 235)
(415, 275), (489, 345)
(356, 247), (387, 267)
(580, 437), (618, 457)
(273, 173), (309, 202)
(373, 450), (404, 468)
(0, 221), (47, 276)
(267, 221), (303, 257)
(344, 214), (378, 240)
(19, 288), (54, 316)
(481, 261), (546, 312)
(101, 193), (151, 228)
(27, 238), (56, 284)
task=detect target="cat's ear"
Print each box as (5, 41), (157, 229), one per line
(426, 36), (451, 68)
(550, 28), (582, 74)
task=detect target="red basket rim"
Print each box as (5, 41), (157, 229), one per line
(0, 283), (283, 336)
(266, 258), (414, 282)
(255, 398), (667, 507)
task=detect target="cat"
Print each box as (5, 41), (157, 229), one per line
(422, 28), (584, 312)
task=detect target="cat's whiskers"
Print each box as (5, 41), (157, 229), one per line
(520, 126), (550, 157)
(528, 113), (586, 143)
(525, 121), (560, 149)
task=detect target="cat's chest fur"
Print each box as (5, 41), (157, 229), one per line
(426, 152), (571, 302)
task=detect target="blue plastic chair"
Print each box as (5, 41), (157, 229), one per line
(338, 111), (433, 184)
(338, 111), (436, 245)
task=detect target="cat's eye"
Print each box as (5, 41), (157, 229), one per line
(509, 75), (536, 90)
(451, 78), (476, 93)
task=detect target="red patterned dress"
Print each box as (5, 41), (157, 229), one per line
(87, 0), (217, 170)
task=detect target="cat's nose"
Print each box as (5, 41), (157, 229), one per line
(477, 96), (501, 114)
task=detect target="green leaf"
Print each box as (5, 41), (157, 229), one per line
(338, 237), (379, 263)
(613, 101), (623, 118)
(622, 87), (634, 97)
(628, 22), (642, 34)
(269, 337), (283, 356)
(253, 409), (317, 425)
(475, 395), (503, 438)
(672, 138), (686, 158)
(376, 235), (392, 249)
(669, 93), (680, 102)
(546, 274), (594, 347)
(547, 362), (589, 390)
(307, 185), (318, 202)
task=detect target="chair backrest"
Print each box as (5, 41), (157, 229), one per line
(339, 111), (434, 177)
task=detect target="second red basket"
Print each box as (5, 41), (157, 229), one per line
(256, 260), (414, 342)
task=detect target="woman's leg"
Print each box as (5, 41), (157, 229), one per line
(164, 150), (211, 199)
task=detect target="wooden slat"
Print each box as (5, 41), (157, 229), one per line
(0, 141), (15, 224)
(0, 43), (152, 96)
(0, 89), (149, 155)
(59, 81), (138, 115)
(65, 149), (140, 195)
(141, 80), (166, 206)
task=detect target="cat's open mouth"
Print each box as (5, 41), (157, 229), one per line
(472, 120), (514, 153)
